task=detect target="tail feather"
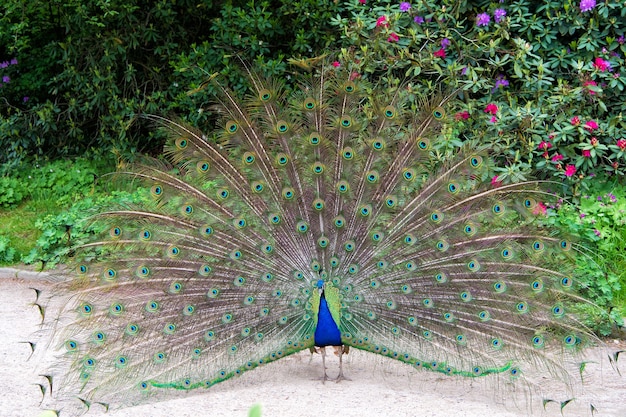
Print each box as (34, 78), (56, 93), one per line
(34, 63), (603, 414)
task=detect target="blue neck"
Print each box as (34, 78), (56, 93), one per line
(314, 293), (342, 347)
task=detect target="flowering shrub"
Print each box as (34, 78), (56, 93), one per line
(2, 0), (626, 195)
(329, 0), (626, 195)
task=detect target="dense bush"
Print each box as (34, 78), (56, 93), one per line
(328, 0), (626, 193)
(3, 0), (626, 191)
(0, 0), (342, 169)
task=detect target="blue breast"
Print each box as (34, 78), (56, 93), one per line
(314, 295), (342, 347)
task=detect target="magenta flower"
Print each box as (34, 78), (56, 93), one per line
(533, 202), (547, 216)
(494, 9), (506, 23)
(376, 16), (389, 28)
(399, 2), (411, 11)
(583, 80), (598, 95)
(579, 0), (596, 12)
(332, 61), (341, 68)
(552, 154), (564, 162)
(570, 116), (581, 126)
(584, 120), (598, 130)
(484, 103), (498, 115)
(491, 176), (502, 187)
(455, 111), (470, 120)
(617, 139), (626, 150)
(538, 141), (552, 151)
(592, 57), (610, 72)
(582, 149), (591, 157)
(433, 48), (446, 59)
(564, 165), (577, 177)
(476, 13), (490, 27)
(359, 0), (366, 3)
(387, 32), (399, 42)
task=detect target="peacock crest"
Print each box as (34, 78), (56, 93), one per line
(35, 62), (599, 415)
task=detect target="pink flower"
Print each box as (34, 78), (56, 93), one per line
(533, 202), (547, 216)
(617, 139), (626, 150)
(484, 103), (498, 115)
(455, 111), (470, 120)
(376, 16), (389, 28)
(582, 149), (591, 157)
(359, 0), (366, 3)
(433, 48), (446, 59)
(491, 176), (502, 187)
(489, 116), (497, 123)
(552, 153), (564, 161)
(538, 141), (552, 151)
(349, 71), (360, 81)
(583, 80), (598, 95)
(570, 116), (581, 126)
(564, 165), (577, 177)
(387, 32), (399, 42)
(332, 61), (340, 67)
(594, 229), (601, 237)
(584, 120), (598, 130)
(592, 57), (611, 72)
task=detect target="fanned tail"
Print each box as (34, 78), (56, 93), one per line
(36, 63), (601, 414)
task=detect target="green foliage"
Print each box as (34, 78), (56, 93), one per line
(0, 158), (112, 207)
(545, 176), (626, 335)
(0, 157), (116, 264)
(0, 235), (16, 264)
(329, 0), (626, 189)
(0, 0), (341, 165)
(22, 189), (148, 267)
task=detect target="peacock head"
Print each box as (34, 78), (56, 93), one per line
(317, 279), (325, 293)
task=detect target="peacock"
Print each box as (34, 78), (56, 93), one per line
(35, 61), (600, 415)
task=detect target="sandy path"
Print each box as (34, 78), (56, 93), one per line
(2, 276), (626, 417)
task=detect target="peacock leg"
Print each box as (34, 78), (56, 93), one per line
(336, 345), (351, 382)
(320, 346), (330, 383)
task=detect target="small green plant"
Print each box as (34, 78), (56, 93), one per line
(22, 189), (150, 267)
(0, 176), (24, 207)
(0, 235), (16, 264)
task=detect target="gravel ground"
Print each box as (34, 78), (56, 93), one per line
(2, 271), (626, 417)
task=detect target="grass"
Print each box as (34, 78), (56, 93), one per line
(0, 199), (67, 266)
